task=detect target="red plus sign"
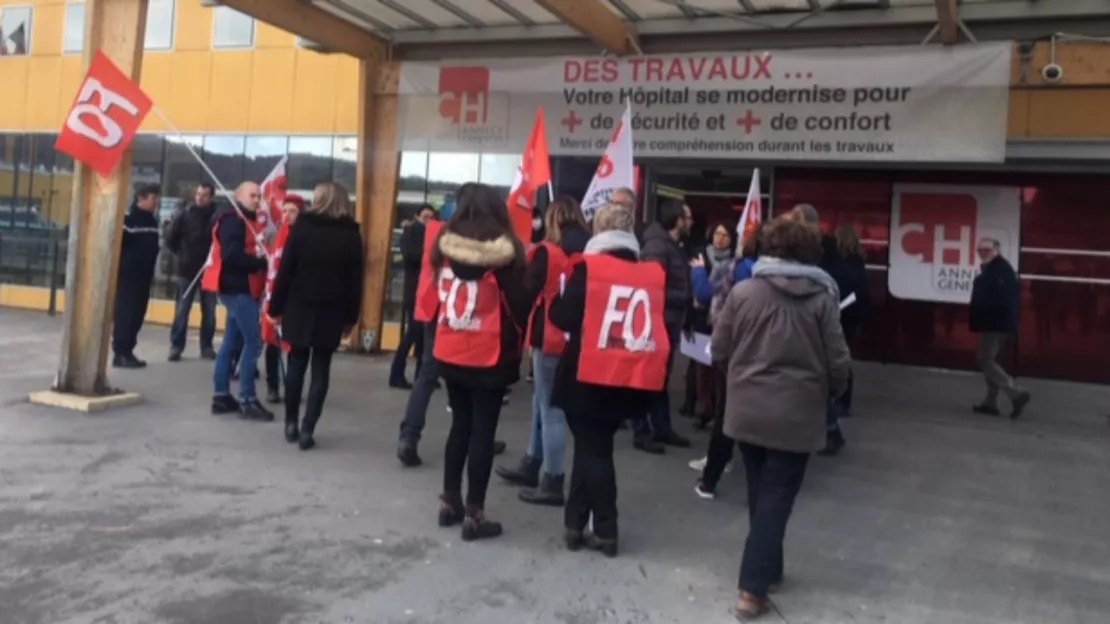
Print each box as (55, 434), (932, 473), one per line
(561, 110), (583, 133)
(736, 110), (762, 134)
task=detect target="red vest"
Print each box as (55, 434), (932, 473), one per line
(261, 222), (291, 352)
(432, 266), (503, 368)
(577, 254), (670, 391)
(413, 220), (444, 323)
(201, 212), (266, 300)
(525, 242), (570, 356)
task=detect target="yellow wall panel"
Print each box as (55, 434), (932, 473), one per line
(290, 50), (338, 132)
(153, 51), (214, 131)
(138, 53), (172, 128)
(23, 56), (63, 129)
(256, 22), (293, 49)
(206, 51), (254, 131)
(334, 56), (360, 134)
(0, 59), (30, 129)
(1006, 90), (1029, 139)
(55, 55), (83, 125)
(174, 0), (211, 52)
(1024, 89), (1110, 138)
(29, 2), (63, 57)
(247, 48), (296, 131)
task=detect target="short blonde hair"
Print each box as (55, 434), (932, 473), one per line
(592, 203), (634, 235)
(311, 181), (353, 219)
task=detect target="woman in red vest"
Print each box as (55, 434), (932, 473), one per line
(548, 203), (669, 558)
(431, 183), (532, 541)
(497, 196), (589, 507)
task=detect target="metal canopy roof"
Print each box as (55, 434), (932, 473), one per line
(304, 0), (1110, 58)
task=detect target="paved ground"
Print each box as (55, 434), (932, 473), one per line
(2, 308), (1109, 624)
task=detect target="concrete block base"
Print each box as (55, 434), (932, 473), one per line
(28, 390), (143, 413)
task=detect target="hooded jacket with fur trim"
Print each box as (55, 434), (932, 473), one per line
(433, 230), (532, 390)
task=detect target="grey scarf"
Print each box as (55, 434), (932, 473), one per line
(585, 230), (640, 257)
(753, 256), (840, 298)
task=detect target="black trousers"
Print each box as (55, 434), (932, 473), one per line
(112, 277), (151, 356)
(701, 366), (734, 490)
(390, 311), (425, 383)
(738, 442), (810, 598)
(565, 412), (622, 540)
(443, 382), (505, 507)
(264, 344), (282, 392)
(285, 347), (334, 435)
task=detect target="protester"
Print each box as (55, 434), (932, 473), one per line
(267, 182), (363, 450)
(111, 184), (162, 369)
(548, 203), (667, 557)
(970, 238), (1030, 419)
(205, 181), (272, 421)
(711, 217), (851, 620)
(165, 183), (217, 362)
(497, 197), (589, 507)
(261, 195), (304, 404)
(431, 183), (532, 541)
(390, 204), (438, 389)
(686, 221), (735, 427)
(631, 199), (693, 453)
(834, 225), (871, 417)
(690, 228), (761, 499)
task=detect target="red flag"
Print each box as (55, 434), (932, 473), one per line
(259, 156), (289, 240)
(261, 221), (292, 353)
(55, 50), (153, 177)
(506, 108), (552, 245)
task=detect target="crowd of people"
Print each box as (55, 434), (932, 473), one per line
(105, 174), (1032, 621)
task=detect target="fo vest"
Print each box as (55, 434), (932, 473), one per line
(201, 212), (266, 300)
(525, 242), (571, 356)
(413, 220), (444, 323)
(432, 265), (503, 368)
(577, 254), (670, 392)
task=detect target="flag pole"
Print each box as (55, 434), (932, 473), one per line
(547, 180), (555, 203)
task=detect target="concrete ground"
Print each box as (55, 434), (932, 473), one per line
(2, 308), (1109, 624)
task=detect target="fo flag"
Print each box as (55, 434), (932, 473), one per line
(737, 168), (763, 248)
(55, 50), (153, 177)
(258, 156), (289, 240)
(581, 102), (634, 221)
(506, 108), (552, 245)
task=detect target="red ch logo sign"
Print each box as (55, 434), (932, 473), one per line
(438, 67), (491, 125)
(598, 285), (655, 352)
(896, 193), (979, 267)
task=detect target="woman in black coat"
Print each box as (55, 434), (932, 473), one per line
(549, 203), (654, 558)
(430, 183), (533, 542)
(268, 181), (364, 451)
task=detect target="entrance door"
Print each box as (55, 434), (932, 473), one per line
(642, 164), (772, 251)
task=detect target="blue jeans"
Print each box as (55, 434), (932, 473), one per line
(170, 276), (217, 351)
(214, 293), (262, 401)
(527, 350), (566, 476)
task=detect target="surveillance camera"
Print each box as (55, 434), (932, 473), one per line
(1042, 63), (1064, 83)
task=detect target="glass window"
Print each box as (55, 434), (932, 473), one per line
(0, 7), (32, 56)
(131, 135), (165, 198)
(145, 0), (175, 51)
(244, 136), (287, 187)
(479, 153), (519, 199)
(162, 135), (203, 206)
(426, 152), (479, 209)
(397, 151), (428, 204)
(202, 135), (245, 191)
(287, 136), (333, 197)
(332, 137), (357, 196)
(63, 2), (84, 54)
(212, 6), (254, 49)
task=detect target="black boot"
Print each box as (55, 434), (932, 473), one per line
(494, 454), (541, 487)
(817, 429), (846, 457)
(397, 445), (422, 467)
(461, 505), (502, 542)
(565, 529), (585, 552)
(518, 473), (565, 507)
(284, 420), (299, 444)
(438, 492), (464, 527)
(585, 532), (619, 558)
(298, 431), (316, 451)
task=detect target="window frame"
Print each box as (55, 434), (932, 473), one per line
(144, 0), (176, 52)
(0, 5), (34, 58)
(62, 1), (85, 55)
(211, 6), (255, 50)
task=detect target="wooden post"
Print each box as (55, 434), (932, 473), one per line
(351, 60), (401, 352)
(53, 0), (149, 396)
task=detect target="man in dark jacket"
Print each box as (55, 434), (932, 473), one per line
(970, 238), (1030, 419)
(390, 204), (437, 388)
(631, 199), (693, 453)
(112, 184), (162, 369)
(165, 182), (217, 362)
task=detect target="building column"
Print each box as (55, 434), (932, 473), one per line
(53, 0), (149, 396)
(351, 61), (401, 352)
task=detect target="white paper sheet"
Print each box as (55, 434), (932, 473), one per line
(680, 332), (713, 366)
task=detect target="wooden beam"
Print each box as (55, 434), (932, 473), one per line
(1010, 41), (1110, 87)
(54, 0), (149, 396)
(934, 0), (959, 46)
(535, 0), (638, 56)
(351, 59), (401, 352)
(216, 0), (387, 59)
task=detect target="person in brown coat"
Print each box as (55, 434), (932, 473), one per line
(710, 217), (851, 621)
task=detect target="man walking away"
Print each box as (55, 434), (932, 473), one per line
(204, 181), (273, 422)
(112, 184), (162, 369)
(165, 183), (218, 362)
(390, 204), (437, 389)
(631, 199), (694, 453)
(970, 238), (1030, 419)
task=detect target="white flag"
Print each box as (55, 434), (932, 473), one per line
(737, 168), (763, 247)
(581, 102), (634, 221)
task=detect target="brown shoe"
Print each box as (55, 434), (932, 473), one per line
(438, 492), (464, 528)
(733, 592), (771, 621)
(461, 505), (502, 542)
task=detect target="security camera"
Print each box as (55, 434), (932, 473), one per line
(1042, 63), (1064, 83)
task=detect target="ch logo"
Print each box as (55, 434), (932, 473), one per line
(65, 77), (141, 149)
(438, 268), (481, 331)
(438, 91), (487, 125)
(598, 285), (655, 352)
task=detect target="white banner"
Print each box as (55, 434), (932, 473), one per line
(581, 102), (634, 221)
(889, 184), (1021, 304)
(398, 43), (1012, 163)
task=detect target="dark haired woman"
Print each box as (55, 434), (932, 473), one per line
(431, 182), (533, 541)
